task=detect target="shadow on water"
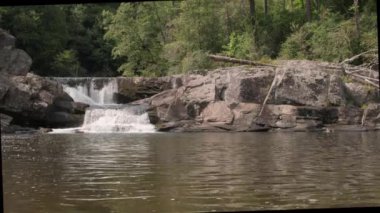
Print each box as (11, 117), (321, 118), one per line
(2, 132), (380, 212)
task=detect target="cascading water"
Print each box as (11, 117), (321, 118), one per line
(81, 105), (155, 133)
(55, 77), (119, 105)
(52, 77), (156, 133)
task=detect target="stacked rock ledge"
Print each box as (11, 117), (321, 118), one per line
(0, 29), (88, 134)
(139, 61), (380, 132)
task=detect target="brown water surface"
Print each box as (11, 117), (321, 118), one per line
(2, 132), (380, 212)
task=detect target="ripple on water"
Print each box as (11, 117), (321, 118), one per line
(3, 132), (380, 212)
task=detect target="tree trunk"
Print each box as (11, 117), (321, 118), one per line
(290, 0), (294, 10)
(249, 0), (255, 25)
(225, 0), (231, 37)
(264, 0), (268, 15)
(354, 0), (360, 39)
(315, 0), (319, 11)
(306, 0), (312, 21)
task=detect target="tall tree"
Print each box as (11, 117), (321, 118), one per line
(290, 0), (294, 10)
(306, 0), (312, 21)
(104, 2), (171, 76)
(314, 0), (319, 11)
(264, 0), (268, 15)
(249, 0), (255, 25)
(354, 0), (360, 38)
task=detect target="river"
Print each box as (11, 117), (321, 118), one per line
(2, 132), (380, 212)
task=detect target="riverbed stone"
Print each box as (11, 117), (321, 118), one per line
(201, 101), (234, 124)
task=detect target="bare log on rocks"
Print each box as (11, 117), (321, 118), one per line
(207, 54), (276, 67)
(340, 49), (378, 65)
(341, 50), (379, 89)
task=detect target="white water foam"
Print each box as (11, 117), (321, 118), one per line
(63, 86), (97, 106)
(60, 78), (118, 105)
(52, 78), (156, 134)
(81, 106), (155, 133)
(51, 106), (155, 134)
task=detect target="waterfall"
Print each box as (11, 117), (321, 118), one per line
(52, 77), (156, 133)
(81, 105), (155, 133)
(55, 77), (119, 105)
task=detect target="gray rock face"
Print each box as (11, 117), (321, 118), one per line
(273, 61), (344, 107)
(225, 67), (275, 106)
(0, 29), (87, 131)
(6, 49), (32, 76)
(143, 61), (379, 132)
(0, 73), (86, 128)
(201, 101), (234, 123)
(344, 82), (379, 106)
(0, 29), (32, 76)
(116, 76), (174, 103)
(0, 29), (15, 50)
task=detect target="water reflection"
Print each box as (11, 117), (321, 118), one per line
(2, 132), (380, 212)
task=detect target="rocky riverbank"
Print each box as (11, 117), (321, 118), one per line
(0, 29), (87, 134)
(1, 28), (379, 134)
(140, 61), (380, 132)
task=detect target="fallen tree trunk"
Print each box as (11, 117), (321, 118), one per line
(349, 73), (379, 88)
(340, 49), (378, 65)
(207, 54), (276, 67)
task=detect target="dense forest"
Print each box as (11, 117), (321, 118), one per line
(0, 0), (377, 77)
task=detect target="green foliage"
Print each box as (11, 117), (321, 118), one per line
(223, 32), (256, 60)
(65, 4), (119, 77)
(173, 0), (225, 53)
(162, 41), (188, 74)
(180, 50), (212, 74)
(279, 10), (377, 62)
(0, 6), (69, 75)
(52, 50), (84, 77)
(0, 0), (377, 77)
(360, 12), (378, 50)
(103, 2), (171, 77)
(0, 4), (119, 77)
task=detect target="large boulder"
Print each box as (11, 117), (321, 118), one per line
(273, 61), (345, 107)
(224, 67), (276, 106)
(0, 73), (86, 128)
(0, 29), (87, 129)
(0, 29), (32, 76)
